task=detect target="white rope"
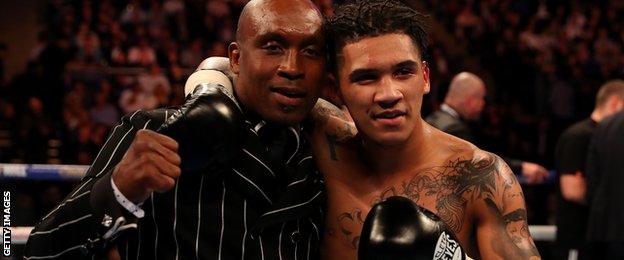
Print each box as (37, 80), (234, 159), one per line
(6, 225), (558, 245)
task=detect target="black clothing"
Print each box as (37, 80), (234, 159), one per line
(586, 111), (624, 242)
(554, 118), (596, 251)
(425, 108), (523, 174)
(24, 108), (325, 260)
(425, 109), (473, 143)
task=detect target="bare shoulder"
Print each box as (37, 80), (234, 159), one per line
(468, 149), (541, 259)
(309, 98), (357, 142)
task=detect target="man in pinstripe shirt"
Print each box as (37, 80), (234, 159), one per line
(24, 0), (327, 259)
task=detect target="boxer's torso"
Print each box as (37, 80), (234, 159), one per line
(308, 105), (504, 259)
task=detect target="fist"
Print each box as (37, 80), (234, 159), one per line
(112, 129), (182, 204)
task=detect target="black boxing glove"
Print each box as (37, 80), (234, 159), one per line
(358, 196), (467, 260)
(158, 83), (244, 173)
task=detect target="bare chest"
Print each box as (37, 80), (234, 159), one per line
(322, 168), (483, 260)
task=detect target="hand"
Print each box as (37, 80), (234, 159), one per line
(560, 171), (586, 203)
(521, 162), (548, 184)
(112, 129), (181, 204)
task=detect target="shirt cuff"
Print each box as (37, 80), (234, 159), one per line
(110, 178), (145, 218)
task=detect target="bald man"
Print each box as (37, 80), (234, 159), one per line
(24, 1), (327, 259)
(426, 72), (549, 184)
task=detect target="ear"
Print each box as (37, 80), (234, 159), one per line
(228, 42), (241, 75)
(610, 96), (624, 112)
(422, 61), (431, 94)
(322, 73), (345, 107)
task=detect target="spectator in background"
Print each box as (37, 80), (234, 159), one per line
(0, 101), (17, 162)
(554, 79), (624, 260)
(585, 110), (624, 259)
(426, 72), (549, 184)
(127, 38), (156, 66)
(118, 81), (146, 114)
(137, 64), (171, 95)
(179, 39), (204, 68)
(90, 92), (119, 127)
(19, 97), (54, 163)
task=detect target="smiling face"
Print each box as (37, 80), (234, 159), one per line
(229, 0), (326, 125)
(336, 33), (430, 146)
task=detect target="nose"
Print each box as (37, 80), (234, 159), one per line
(277, 50), (304, 81)
(373, 77), (402, 109)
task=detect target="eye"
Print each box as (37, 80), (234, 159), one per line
(302, 46), (323, 58)
(262, 42), (283, 54)
(394, 67), (415, 79)
(352, 74), (378, 85)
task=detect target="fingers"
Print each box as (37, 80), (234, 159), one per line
(138, 129), (179, 150)
(147, 169), (176, 193)
(113, 130), (182, 203)
(143, 153), (181, 179)
(135, 130), (181, 165)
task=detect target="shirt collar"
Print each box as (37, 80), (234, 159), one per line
(441, 103), (460, 118)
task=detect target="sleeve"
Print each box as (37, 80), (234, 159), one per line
(556, 131), (592, 175)
(23, 109), (171, 259)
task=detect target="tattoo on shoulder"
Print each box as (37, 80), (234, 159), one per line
(331, 152), (524, 250)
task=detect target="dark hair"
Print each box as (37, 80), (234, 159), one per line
(324, 0), (430, 74)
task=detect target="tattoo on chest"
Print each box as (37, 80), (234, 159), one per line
(330, 154), (501, 249)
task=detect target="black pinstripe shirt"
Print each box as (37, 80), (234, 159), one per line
(24, 108), (326, 260)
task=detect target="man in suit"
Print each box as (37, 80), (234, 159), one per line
(24, 0), (327, 259)
(426, 72), (549, 184)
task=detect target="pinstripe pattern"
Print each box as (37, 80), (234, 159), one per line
(23, 109), (325, 260)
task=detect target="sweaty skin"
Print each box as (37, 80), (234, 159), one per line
(311, 102), (539, 260)
(308, 34), (540, 260)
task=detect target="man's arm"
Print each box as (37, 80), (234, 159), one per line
(560, 171), (586, 203)
(308, 99), (357, 160)
(24, 109), (171, 259)
(475, 154), (541, 260)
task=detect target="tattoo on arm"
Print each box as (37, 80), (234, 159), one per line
(326, 134), (339, 161)
(485, 197), (540, 259)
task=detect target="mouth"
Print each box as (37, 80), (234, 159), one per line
(372, 110), (407, 126)
(270, 86), (307, 107)
(373, 110), (407, 120)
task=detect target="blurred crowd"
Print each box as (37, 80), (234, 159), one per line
(1, 1), (623, 257)
(0, 0), (250, 166)
(425, 0), (624, 167)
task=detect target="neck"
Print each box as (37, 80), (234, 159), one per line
(591, 108), (606, 122)
(361, 119), (432, 175)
